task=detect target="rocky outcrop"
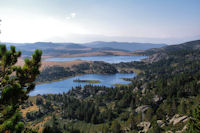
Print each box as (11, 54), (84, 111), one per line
(133, 87), (139, 92)
(135, 105), (151, 121)
(153, 95), (162, 103)
(157, 120), (165, 127)
(166, 125), (187, 133)
(135, 105), (151, 113)
(169, 114), (188, 125)
(137, 121), (151, 133)
(165, 131), (173, 133)
(175, 125), (187, 133)
(143, 52), (167, 63)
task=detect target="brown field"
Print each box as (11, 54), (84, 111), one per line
(132, 50), (145, 55)
(40, 60), (92, 70)
(16, 58), (92, 70)
(16, 51), (135, 70)
(60, 51), (107, 57)
(20, 104), (39, 118)
(59, 50), (134, 57)
(103, 50), (134, 56)
(34, 116), (51, 133)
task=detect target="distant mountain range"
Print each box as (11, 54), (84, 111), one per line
(4, 41), (167, 58)
(84, 41), (166, 51)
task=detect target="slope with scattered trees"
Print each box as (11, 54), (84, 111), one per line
(0, 44), (42, 132)
(19, 40), (200, 133)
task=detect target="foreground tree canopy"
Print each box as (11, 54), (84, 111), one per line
(0, 44), (42, 132)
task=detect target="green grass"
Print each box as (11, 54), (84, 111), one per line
(132, 68), (143, 75)
(73, 79), (101, 83)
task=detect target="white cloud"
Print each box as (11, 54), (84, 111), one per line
(71, 13), (76, 18)
(66, 12), (76, 20)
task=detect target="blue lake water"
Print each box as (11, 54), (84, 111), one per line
(31, 56), (146, 96)
(45, 55), (146, 63)
(30, 73), (135, 96)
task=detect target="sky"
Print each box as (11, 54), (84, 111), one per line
(0, 0), (199, 44)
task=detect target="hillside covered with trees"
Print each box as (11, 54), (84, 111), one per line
(36, 61), (118, 83)
(18, 40), (200, 133)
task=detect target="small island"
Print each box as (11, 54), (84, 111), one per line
(73, 79), (101, 83)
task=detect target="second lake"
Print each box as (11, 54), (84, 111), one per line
(45, 55), (146, 63)
(30, 73), (135, 96)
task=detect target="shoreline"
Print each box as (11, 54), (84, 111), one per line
(41, 52), (137, 59)
(35, 73), (85, 85)
(34, 55), (145, 85)
(35, 71), (137, 85)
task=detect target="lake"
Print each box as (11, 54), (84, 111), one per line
(30, 73), (135, 96)
(45, 55), (146, 63)
(31, 55), (145, 96)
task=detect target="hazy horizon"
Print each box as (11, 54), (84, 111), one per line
(0, 0), (200, 44)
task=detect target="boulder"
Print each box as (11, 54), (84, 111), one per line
(135, 105), (150, 113)
(137, 121), (151, 133)
(153, 95), (162, 103)
(157, 120), (165, 127)
(165, 131), (173, 133)
(133, 87), (139, 92)
(169, 114), (188, 125)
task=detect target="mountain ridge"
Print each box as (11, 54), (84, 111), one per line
(141, 40), (200, 62)
(4, 41), (166, 58)
(83, 41), (167, 51)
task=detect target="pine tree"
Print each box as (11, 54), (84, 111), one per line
(0, 44), (42, 132)
(178, 99), (187, 115)
(52, 115), (62, 133)
(127, 115), (137, 130)
(102, 124), (109, 133)
(187, 103), (200, 132)
(148, 120), (161, 133)
(111, 120), (121, 133)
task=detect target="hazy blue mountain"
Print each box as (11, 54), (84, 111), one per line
(3, 41), (167, 57)
(16, 42), (87, 51)
(84, 41), (167, 51)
